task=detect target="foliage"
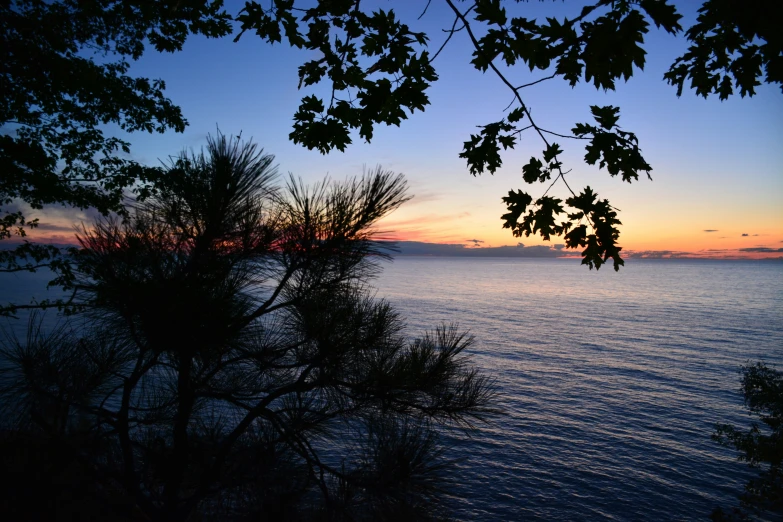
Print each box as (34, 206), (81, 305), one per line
(0, 134), (495, 521)
(712, 362), (783, 520)
(234, 0), (781, 270)
(0, 0), (232, 313)
(664, 0), (783, 99)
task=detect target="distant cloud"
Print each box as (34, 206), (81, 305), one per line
(625, 250), (692, 259)
(33, 223), (77, 233)
(616, 247), (783, 260)
(6, 200), (106, 225)
(1, 199), (105, 245)
(2, 234), (77, 248)
(739, 247), (783, 253)
(390, 241), (566, 258)
(741, 233), (749, 237)
(703, 229), (718, 233)
(465, 238), (484, 247)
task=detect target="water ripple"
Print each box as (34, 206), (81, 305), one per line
(375, 258), (783, 521)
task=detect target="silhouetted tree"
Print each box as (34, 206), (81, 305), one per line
(0, 133), (494, 521)
(1, 0), (232, 313)
(711, 362), (783, 521)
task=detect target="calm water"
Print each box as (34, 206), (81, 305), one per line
(373, 257), (783, 521)
(2, 258), (782, 520)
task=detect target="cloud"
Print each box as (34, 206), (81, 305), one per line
(389, 241), (567, 258)
(465, 238), (484, 247)
(703, 229), (719, 233)
(738, 247), (783, 253)
(741, 233), (749, 237)
(625, 250), (693, 259)
(379, 212), (470, 229)
(33, 223), (78, 233)
(2, 233), (78, 247)
(5, 199), (106, 225)
(405, 191), (442, 205)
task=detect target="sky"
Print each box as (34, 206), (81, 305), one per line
(21, 0), (783, 258)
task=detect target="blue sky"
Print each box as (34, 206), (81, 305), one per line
(35, 0), (783, 256)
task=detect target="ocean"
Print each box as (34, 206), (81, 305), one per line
(372, 257), (783, 520)
(2, 257), (781, 520)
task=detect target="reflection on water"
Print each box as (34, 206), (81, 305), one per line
(374, 258), (783, 520)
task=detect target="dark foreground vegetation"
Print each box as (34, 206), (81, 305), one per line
(0, 135), (494, 521)
(712, 363), (783, 521)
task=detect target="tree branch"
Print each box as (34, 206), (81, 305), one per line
(515, 73), (557, 90)
(443, 0), (576, 197)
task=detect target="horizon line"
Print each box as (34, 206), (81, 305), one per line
(2, 237), (781, 261)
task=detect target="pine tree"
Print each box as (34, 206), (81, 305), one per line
(0, 133), (495, 521)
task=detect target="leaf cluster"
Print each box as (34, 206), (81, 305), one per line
(572, 105), (652, 182)
(236, 1), (437, 153)
(460, 119), (519, 175)
(501, 185), (623, 270)
(665, 0), (783, 99)
(470, 0), (681, 89)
